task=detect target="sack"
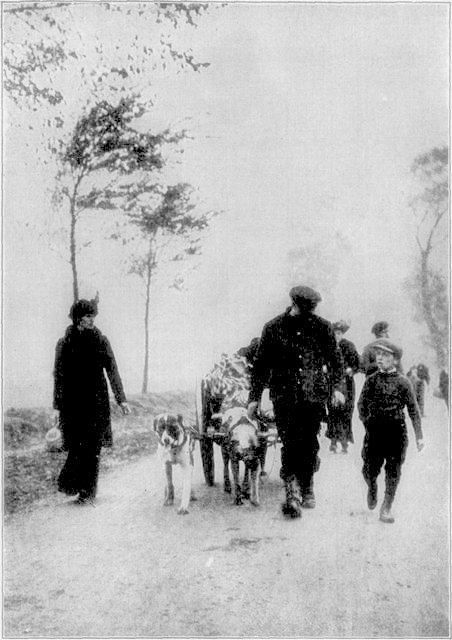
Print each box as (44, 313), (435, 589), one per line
(45, 421), (63, 452)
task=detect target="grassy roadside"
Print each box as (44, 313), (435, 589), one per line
(3, 391), (196, 515)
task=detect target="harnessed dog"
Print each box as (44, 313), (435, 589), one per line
(218, 407), (261, 507)
(153, 413), (196, 515)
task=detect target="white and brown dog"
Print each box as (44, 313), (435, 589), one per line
(219, 406), (261, 507)
(153, 413), (196, 515)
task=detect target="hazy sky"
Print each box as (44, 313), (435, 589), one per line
(3, 2), (449, 407)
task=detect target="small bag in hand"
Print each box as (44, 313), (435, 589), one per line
(45, 415), (63, 452)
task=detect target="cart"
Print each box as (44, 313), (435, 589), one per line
(196, 377), (279, 486)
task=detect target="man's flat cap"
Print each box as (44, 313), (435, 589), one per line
(289, 285), (321, 307)
(371, 338), (402, 360)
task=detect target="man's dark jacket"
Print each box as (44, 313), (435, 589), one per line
(249, 308), (342, 405)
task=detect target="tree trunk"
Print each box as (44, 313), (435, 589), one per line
(419, 250), (447, 368)
(141, 255), (153, 394)
(69, 193), (79, 302)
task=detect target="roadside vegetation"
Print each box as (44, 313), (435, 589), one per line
(4, 391), (196, 514)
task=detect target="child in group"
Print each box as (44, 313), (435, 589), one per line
(358, 338), (424, 523)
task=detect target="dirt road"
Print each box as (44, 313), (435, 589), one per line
(4, 396), (450, 638)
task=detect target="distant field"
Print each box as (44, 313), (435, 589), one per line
(3, 391), (196, 514)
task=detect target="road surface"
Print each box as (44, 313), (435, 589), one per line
(4, 394), (450, 637)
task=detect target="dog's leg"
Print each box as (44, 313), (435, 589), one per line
(164, 461), (174, 506)
(178, 460), (193, 515)
(242, 465), (250, 499)
(231, 456), (243, 505)
(249, 464), (260, 507)
(221, 444), (231, 494)
(258, 436), (267, 477)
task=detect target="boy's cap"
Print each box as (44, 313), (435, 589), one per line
(371, 338), (402, 360)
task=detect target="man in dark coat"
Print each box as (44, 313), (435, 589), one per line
(53, 298), (130, 504)
(247, 286), (344, 518)
(326, 320), (360, 453)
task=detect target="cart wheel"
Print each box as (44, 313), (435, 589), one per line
(201, 437), (215, 486)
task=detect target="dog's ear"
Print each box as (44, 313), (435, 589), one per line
(153, 416), (160, 432)
(177, 413), (184, 427)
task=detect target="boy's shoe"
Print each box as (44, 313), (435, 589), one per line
(379, 505), (395, 523)
(367, 480), (378, 510)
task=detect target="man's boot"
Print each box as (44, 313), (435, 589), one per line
(379, 491), (395, 523)
(367, 477), (378, 510)
(281, 476), (302, 518)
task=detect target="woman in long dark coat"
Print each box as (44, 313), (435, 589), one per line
(53, 298), (130, 503)
(326, 320), (360, 453)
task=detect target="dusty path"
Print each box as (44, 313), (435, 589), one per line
(4, 396), (450, 638)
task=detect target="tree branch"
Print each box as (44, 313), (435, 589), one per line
(4, 3), (67, 14)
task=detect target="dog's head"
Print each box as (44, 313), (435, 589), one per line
(221, 407), (258, 462)
(153, 413), (185, 448)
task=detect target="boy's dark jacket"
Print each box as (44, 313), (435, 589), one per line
(358, 369), (423, 440)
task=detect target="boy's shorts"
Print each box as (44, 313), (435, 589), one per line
(361, 419), (408, 479)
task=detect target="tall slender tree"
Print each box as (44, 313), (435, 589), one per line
(123, 183), (213, 393)
(53, 96), (186, 300)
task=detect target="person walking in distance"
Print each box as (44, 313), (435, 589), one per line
(438, 369), (449, 409)
(415, 363), (430, 417)
(53, 297), (131, 504)
(326, 320), (360, 454)
(247, 286), (344, 518)
(358, 338), (424, 523)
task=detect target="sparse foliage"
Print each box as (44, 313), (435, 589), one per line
(122, 182), (214, 393)
(406, 146), (449, 368)
(3, 2), (210, 110)
(54, 96), (186, 301)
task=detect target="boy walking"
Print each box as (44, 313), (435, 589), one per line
(358, 338), (424, 523)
